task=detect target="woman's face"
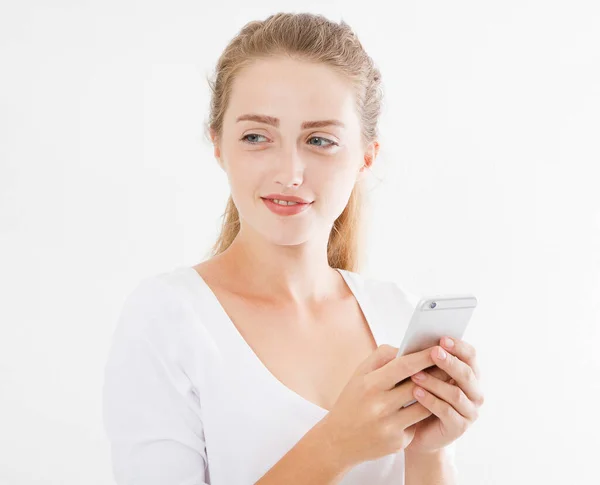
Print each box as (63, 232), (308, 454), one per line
(212, 56), (377, 247)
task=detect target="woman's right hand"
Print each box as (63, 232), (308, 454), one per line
(319, 344), (451, 468)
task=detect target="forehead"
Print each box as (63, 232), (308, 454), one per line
(225, 57), (359, 130)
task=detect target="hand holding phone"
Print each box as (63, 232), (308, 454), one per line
(397, 294), (477, 407)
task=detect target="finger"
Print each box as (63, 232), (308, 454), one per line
(371, 346), (437, 391)
(411, 385), (468, 435)
(440, 337), (481, 380)
(398, 367), (451, 410)
(410, 371), (478, 421)
(423, 366), (451, 382)
(393, 355), (450, 389)
(431, 345), (484, 406)
(384, 365), (450, 414)
(392, 399), (433, 430)
(356, 344), (400, 377)
(385, 374), (422, 413)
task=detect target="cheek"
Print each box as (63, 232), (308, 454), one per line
(226, 160), (262, 197)
(313, 170), (359, 217)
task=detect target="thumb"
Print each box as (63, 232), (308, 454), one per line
(355, 344), (399, 377)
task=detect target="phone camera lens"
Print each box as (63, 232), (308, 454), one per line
(430, 302), (437, 309)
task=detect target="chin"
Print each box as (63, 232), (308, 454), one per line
(255, 221), (315, 246)
(264, 232), (312, 247)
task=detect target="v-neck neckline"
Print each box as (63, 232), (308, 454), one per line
(183, 265), (381, 414)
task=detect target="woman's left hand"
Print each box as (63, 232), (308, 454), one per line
(403, 337), (484, 454)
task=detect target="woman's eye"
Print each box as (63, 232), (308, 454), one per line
(308, 136), (337, 149)
(241, 134), (268, 144)
(241, 134), (337, 150)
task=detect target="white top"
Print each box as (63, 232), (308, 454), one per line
(102, 266), (455, 484)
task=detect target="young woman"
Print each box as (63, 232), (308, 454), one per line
(102, 12), (484, 485)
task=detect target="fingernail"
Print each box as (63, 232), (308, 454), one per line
(415, 388), (425, 398)
(437, 347), (447, 360)
(412, 372), (426, 381)
(443, 337), (454, 348)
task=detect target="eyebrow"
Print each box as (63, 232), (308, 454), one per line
(235, 113), (345, 130)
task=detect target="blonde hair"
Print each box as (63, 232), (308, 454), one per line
(204, 12), (383, 273)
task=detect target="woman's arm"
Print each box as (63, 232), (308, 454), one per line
(404, 448), (458, 485)
(254, 418), (352, 485)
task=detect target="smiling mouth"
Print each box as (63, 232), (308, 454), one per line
(264, 199), (312, 206)
(261, 197), (314, 215)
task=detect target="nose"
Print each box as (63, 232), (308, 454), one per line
(274, 145), (304, 188)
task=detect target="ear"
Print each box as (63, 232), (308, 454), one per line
(210, 127), (224, 169)
(359, 140), (379, 173)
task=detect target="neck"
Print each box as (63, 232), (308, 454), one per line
(216, 225), (341, 306)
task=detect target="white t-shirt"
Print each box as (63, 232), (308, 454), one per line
(102, 266), (455, 484)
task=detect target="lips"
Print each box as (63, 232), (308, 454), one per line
(261, 193), (313, 204)
(262, 197), (313, 216)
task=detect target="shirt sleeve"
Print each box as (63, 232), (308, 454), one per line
(102, 277), (209, 485)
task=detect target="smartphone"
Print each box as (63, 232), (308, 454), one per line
(397, 294), (478, 407)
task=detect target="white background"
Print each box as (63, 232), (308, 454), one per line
(1, 1), (599, 484)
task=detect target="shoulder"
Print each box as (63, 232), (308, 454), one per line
(341, 268), (419, 311)
(341, 269), (418, 344)
(114, 268), (197, 345)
